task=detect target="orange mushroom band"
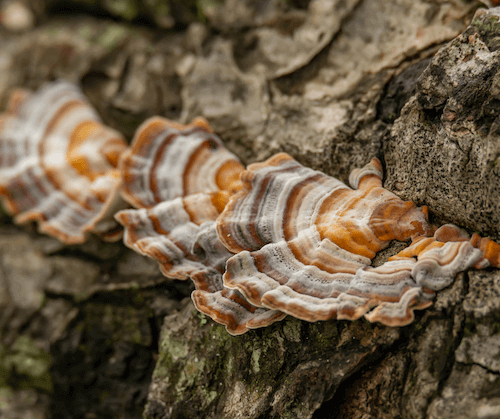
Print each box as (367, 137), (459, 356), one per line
(0, 81), (128, 244)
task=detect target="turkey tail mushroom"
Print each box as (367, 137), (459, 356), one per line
(115, 116), (284, 335)
(0, 81), (128, 244)
(119, 116), (244, 209)
(1, 82), (498, 335)
(216, 154), (483, 327)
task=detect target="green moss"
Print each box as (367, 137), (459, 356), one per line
(152, 310), (304, 407)
(474, 16), (500, 33)
(203, 321), (236, 353)
(197, 312), (208, 326)
(204, 389), (218, 404)
(154, 331), (190, 380)
(309, 321), (340, 352)
(0, 336), (52, 393)
(152, 355), (171, 381)
(251, 348), (262, 373)
(153, 348), (173, 380)
(236, 329), (289, 393)
(154, 318), (227, 408)
(175, 356), (206, 398)
(163, 337), (189, 360)
(282, 320), (301, 343)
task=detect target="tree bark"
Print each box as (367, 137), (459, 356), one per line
(1, 1), (499, 418)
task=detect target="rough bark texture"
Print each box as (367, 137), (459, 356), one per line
(385, 7), (500, 238)
(1, 1), (499, 418)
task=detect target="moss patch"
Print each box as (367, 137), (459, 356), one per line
(0, 336), (52, 393)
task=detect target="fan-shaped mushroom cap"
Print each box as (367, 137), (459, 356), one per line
(0, 81), (128, 244)
(217, 153), (484, 326)
(116, 192), (231, 285)
(469, 232), (500, 268)
(116, 117), (284, 334)
(115, 191), (285, 335)
(217, 153), (433, 258)
(120, 116), (244, 209)
(192, 287), (286, 336)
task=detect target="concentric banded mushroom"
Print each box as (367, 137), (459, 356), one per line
(0, 81), (128, 244)
(3, 82), (497, 335)
(212, 153), (486, 326)
(115, 117), (285, 335)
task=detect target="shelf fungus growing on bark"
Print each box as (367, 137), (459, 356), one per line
(1, 81), (499, 335)
(115, 119), (500, 334)
(0, 81), (128, 244)
(115, 117), (286, 335)
(209, 153), (491, 328)
(119, 116), (244, 209)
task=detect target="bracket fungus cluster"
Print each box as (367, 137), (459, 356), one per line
(0, 81), (127, 244)
(1, 81), (499, 335)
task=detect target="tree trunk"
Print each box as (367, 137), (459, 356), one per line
(1, 1), (499, 418)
